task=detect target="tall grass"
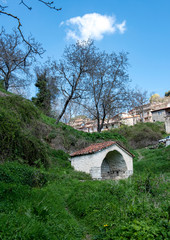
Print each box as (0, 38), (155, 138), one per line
(0, 146), (169, 239)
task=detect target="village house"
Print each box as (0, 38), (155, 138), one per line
(68, 97), (170, 133)
(70, 141), (134, 180)
(129, 103), (153, 123)
(129, 98), (170, 123)
(68, 112), (141, 132)
(151, 105), (170, 122)
(101, 112), (141, 131)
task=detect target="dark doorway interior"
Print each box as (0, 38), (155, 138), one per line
(101, 150), (127, 179)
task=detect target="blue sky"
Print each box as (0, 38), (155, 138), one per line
(1, 0), (170, 97)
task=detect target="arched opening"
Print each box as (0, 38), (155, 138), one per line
(101, 150), (127, 179)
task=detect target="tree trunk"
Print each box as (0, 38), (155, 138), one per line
(56, 96), (72, 124)
(96, 110), (101, 132)
(97, 106), (106, 132)
(4, 75), (9, 91)
(97, 121), (101, 132)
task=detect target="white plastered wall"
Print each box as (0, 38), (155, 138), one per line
(71, 144), (133, 179)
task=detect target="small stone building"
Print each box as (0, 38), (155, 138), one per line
(70, 141), (133, 180)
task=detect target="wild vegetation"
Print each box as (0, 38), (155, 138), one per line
(112, 122), (165, 149)
(0, 90), (169, 239)
(0, 2), (169, 238)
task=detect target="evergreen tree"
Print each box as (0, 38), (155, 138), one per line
(165, 90), (170, 97)
(32, 71), (53, 116)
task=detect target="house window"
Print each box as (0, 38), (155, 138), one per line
(158, 110), (164, 115)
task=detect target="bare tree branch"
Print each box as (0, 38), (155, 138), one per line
(55, 40), (96, 124)
(0, 28), (43, 91)
(19, 0), (32, 10)
(38, 0), (62, 11)
(0, 4), (7, 11)
(0, 0), (61, 53)
(0, 10), (41, 54)
(84, 51), (130, 132)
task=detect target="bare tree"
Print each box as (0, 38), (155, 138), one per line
(55, 40), (97, 124)
(0, 28), (44, 91)
(61, 101), (81, 124)
(81, 51), (130, 132)
(0, 1), (61, 52)
(130, 88), (149, 122)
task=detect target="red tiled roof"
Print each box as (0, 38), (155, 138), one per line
(70, 141), (134, 157)
(151, 106), (170, 112)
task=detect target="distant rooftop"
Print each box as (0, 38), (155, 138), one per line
(151, 106), (170, 112)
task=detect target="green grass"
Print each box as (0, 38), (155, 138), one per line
(0, 182), (84, 240)
(134, 146), (170, 174)
(64, 146), (170, 239)
(0, 146), (169, 239)
(0, 149), (91, 239)
(0, 91), (169, 239)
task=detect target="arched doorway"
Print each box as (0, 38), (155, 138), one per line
(101, 150), (127, 179)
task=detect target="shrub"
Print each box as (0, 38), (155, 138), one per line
(0, 96), (49, 167)
(113, 122), (164, 149)
(0, 96), (40, 124)
(0, 108), (20, 162)
(0, 162), (48, 187)
(16, 132), (49, 167)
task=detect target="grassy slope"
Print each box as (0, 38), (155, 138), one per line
(0, 90), (169, 239)
(0, 147), (169, 240)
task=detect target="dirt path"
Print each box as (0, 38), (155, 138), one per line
(136, 150), (144, 161)
(83, 234), (92, 240)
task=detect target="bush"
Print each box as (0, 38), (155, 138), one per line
(0, 96), (40, 123)
(0, 162), (48, 187)
(0, 96), (49, 167)
(0, 108), (20, 161)
(114, 122), (164, 149)
(16, 132), (49, 167)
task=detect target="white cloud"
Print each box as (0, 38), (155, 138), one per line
(61, 13), (126, 41)
(116, 20), (126, 34)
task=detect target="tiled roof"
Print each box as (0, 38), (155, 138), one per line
(151, 106), (170, 112)
(70, 141), (134, 157)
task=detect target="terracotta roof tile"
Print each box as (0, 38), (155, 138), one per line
(70, 141), (134, 157)
(151, 106), (170, 112)
(70, 141), (116, 157)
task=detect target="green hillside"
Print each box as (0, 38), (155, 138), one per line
(0, 91), (169, 240)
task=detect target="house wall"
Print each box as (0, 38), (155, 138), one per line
(165, 116), (170, 134)
(121, 117), (134, 126)
(71, 144), (133, 179)
(152, 110), (167, 122)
